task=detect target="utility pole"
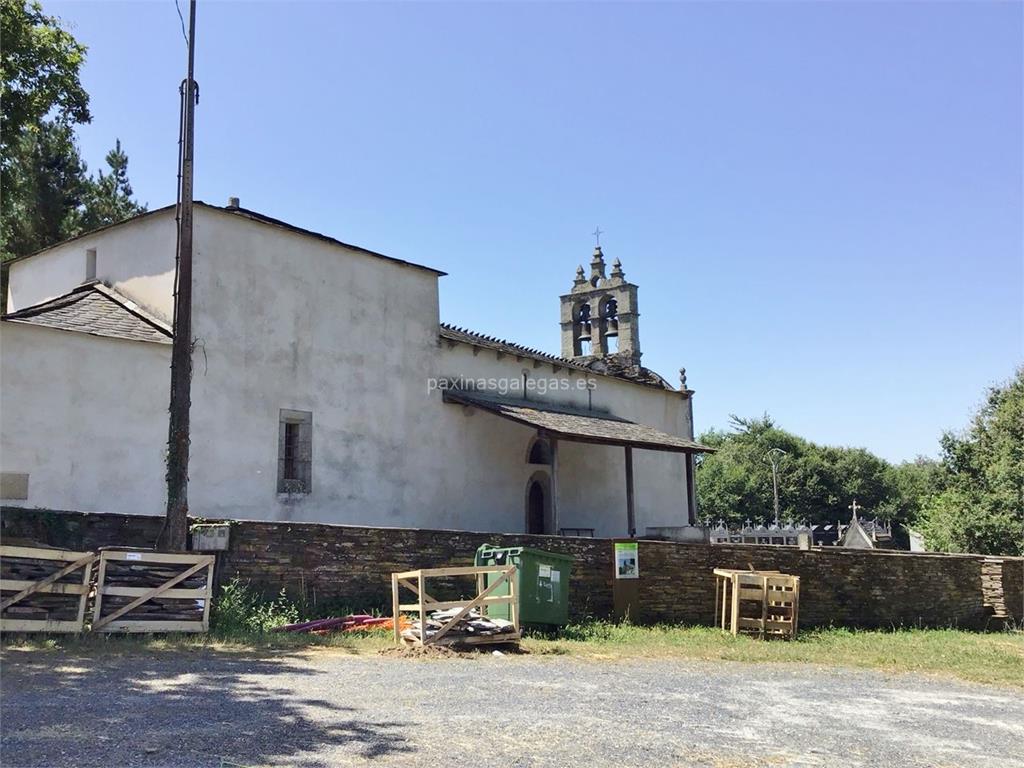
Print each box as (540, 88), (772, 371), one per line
(764, 448), (787, 527)
(163, 0), (198, 551)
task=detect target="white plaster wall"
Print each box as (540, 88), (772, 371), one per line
(186, 207), (456, 526)
(0, 323), (170, 514)
(6, 210), (178, 321)
(430, 402), (541, 531)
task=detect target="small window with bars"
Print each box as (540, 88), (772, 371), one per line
(277, 409), (312, 494)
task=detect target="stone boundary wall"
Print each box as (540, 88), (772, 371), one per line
(3, 507), (1021, 628)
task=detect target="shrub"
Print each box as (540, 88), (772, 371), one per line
(212, 578), (301, 636)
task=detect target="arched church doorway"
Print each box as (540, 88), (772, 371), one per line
(527, 480), (545, 534)
(525, 471), (551, 535)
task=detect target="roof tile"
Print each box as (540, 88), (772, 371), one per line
(443, 390), (714, 453)
(2, 283), (172, 344)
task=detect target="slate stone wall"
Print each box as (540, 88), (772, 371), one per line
(999, 558), (1024, 622)
(3, 507), (1020, 628)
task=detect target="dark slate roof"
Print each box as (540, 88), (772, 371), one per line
(2, 282), (172, 344)
(443, 390), (715, 453)
(212, 204), (446, 276)
(4, 202), (446, 276)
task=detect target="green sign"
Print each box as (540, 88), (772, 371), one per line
(614, 541), (639, 579)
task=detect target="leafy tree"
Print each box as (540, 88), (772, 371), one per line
(916, 369), (1023, 555)
(696, 415), (909, 530)
(0, 0), (89, 162)
(884, 457), (944, 523)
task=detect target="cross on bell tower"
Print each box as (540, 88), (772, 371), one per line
(559, 235), (641, 365)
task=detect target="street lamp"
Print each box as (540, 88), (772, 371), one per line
(764, 448), (788, 527)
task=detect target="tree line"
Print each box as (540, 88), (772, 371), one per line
(1, 0), (145, 292)
(695, 368), (1024, 556)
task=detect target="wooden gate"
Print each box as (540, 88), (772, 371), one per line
(0, 545), (97, 633)
(92, 550), (215, 633)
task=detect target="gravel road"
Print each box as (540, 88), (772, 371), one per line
(2, 648), (1021, 767)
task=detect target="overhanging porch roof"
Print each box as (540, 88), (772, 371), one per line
(443, 390), (715, 454)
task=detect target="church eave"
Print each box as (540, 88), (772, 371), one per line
(438, 323), (676, 391)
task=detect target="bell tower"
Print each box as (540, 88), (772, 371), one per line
(559, 245), (641, 366)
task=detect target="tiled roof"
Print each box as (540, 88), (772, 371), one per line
(443, 390), (714, 454)
(440, 323), (593, 373)
(2, 282), (172, 344)
(439, 323), (675, 390)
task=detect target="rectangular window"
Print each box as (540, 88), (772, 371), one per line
(85, 248), (97, 281)
(277, 409), (312, 494)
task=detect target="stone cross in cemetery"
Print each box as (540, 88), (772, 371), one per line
(848, 500), (863, 520)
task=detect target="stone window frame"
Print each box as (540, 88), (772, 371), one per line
(277, 409), (312, 495)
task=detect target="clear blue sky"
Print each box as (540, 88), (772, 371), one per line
(51, 1), (1022, 463)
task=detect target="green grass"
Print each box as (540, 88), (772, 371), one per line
(523, 622), (1024, 687)
(3, 623), (1021, 688)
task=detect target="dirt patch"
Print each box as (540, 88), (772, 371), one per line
(378, 642), (526, 659)
(378, 644), (460, 659)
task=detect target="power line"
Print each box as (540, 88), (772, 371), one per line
(174, 0), (189, 46)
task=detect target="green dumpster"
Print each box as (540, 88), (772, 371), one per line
(475, 544), (573, 626)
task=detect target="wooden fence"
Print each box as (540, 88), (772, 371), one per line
(0, 546), (97, 633)
(0, 545), (214, 634)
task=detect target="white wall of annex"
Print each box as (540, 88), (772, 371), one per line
(0, 323), (170, 515)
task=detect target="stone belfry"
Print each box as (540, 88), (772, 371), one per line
(559, 244), (641, 367)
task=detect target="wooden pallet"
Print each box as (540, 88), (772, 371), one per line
(92, 550), (215, 633)
(391, 565), (520, 647)
(714, 568), (800, 639)
(0, 545), (97, 633)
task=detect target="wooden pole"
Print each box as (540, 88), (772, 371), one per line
(417, 571), (427, 647)
(549, 435), (559, 535)
(624, 446), (636, 538)
(509, 565), (518, 634)
(391, 574), (400, 645)
(164, 0), (198, 551)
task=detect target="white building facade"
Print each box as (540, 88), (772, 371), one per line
(1, 202), (710, 538)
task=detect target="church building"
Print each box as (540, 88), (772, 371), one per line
(0, 200), (711, 538)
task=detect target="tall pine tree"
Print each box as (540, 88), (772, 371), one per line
(81, 139), (146, 231)
(4, 120), (89, 258)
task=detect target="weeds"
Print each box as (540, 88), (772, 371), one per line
(211, 579), (301, 636)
